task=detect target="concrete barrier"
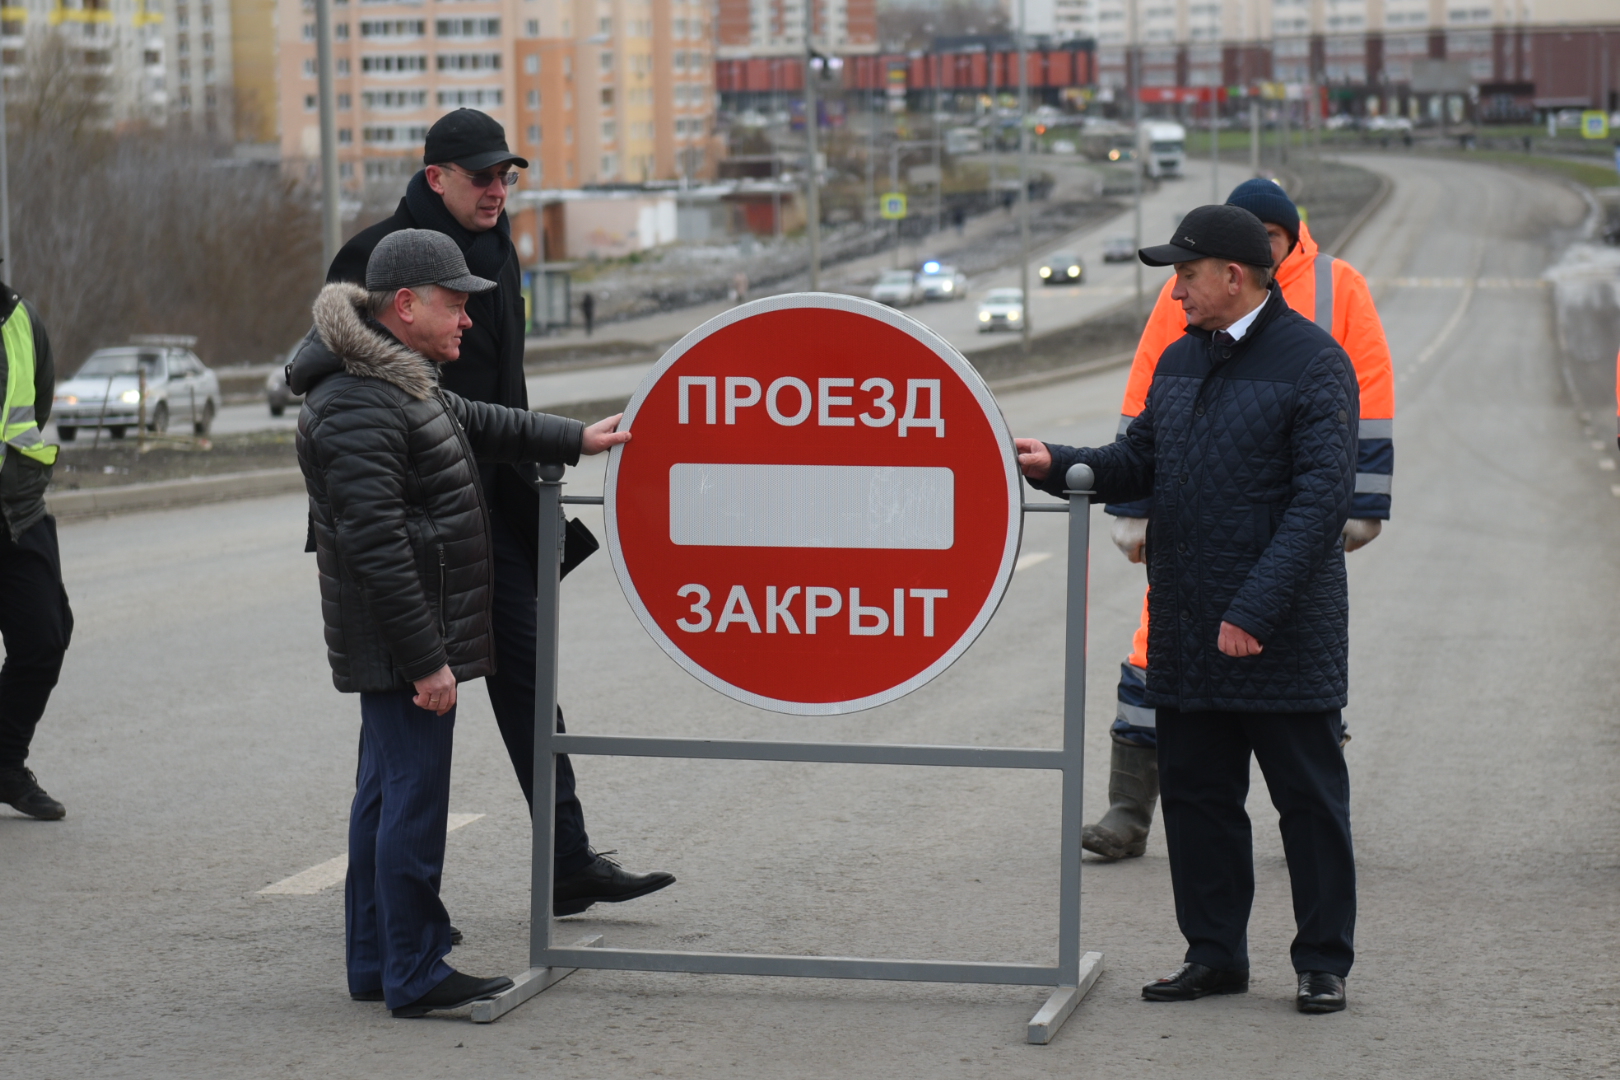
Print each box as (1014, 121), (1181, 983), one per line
(48, 467), (306, 520)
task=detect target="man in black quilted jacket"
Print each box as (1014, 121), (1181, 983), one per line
(1016, 205), (1359, 1015)
(290, 230), (629, 1018)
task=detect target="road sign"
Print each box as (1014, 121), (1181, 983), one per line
(1581, 110), (1609, 140)
(604, 294), (1022, 715)
(879, 192), (908, 219)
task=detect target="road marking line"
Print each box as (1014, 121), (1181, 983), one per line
(1015, 551), (1053, 571)
(1600, 459), (1616, 472)
(258, 813), (486, 896)
(1610, 485), (1620, 498)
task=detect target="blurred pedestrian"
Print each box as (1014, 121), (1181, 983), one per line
(0, 279), (71, 822)
(731, 272), (749, 305)
(290, 229), (632, 1016)
(952, 205), (966, 235)
(1083, 176), (1394, 863)
(581, 290), (596, 336)
(326, 109), (673, 927)
(1017, 205), (1359, 1014)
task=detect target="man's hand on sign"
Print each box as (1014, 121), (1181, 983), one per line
(413, 664), (458, 716)
(583, 413), (632, 455)
(1014, 438), (1052, 480)
(1111, 516), (1149, 564)
(1217, 621), (1263, 658)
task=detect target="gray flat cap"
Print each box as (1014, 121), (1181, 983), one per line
(366, 229), (496, 294)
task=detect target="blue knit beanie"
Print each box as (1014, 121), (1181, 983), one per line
(1226, 178), (1300, 244)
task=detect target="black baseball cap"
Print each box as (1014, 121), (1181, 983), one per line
(1138, 204), (1273, 268)
(424, 109), (529, 172)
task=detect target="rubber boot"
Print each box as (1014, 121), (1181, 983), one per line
(1081, 741), (1159, 859)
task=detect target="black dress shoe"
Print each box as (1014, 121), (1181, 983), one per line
(390, 971), (514, 1018)
(1142, 962), (1250, 1001)
(350, 988), (384, 1002)
(553, 851), (675, 917)
(0, 767), (65, 820)
(1297, 971), (1347, 1013)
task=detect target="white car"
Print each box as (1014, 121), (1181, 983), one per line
(870, 268), (921, 307)
(915, 260), (968, 301)
(977, 287), (1025, 332)
(52, 341), (220, 440)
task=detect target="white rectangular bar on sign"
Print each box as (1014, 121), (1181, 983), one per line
(669, 463), (954, 549)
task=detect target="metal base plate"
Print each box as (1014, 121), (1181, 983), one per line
(1027, 952), (1103, 1045)
(469, 934), (604, 1023)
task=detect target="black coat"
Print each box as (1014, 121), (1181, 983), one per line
(326, 172), (544, 547)
(290, 283), (582, 694)
(1038, 284), (1358, 712)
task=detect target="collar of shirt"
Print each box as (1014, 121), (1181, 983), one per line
(1220, 295), (1268, 343)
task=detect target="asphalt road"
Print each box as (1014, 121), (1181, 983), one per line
(4, 154), (1618, 1079)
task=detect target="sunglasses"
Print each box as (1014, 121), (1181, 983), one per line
(449, 165), (520, 189)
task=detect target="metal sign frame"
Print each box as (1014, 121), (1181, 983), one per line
(469, 459), (1102, 1044)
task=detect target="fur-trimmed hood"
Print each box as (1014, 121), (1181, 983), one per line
(288, 282), (438, 400)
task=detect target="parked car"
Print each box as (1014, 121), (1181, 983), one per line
(1039, 252), (1085, 285)
(1102, 236), (1136, 263)
(915, 260), (968, 301)
(870, 268), (922, 307)
(977, 287), (1024, 332)
(52, 339), (219, 440)
(265, 353), (303, 416)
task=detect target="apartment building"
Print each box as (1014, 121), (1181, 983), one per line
(0, 0), (169, 128)
(277, 0), (718, 194)
(713, 0), (876, 59)
(164, 0), (235, 133)
(1090, 0), (1619, 115)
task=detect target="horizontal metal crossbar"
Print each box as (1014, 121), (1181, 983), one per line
(560, 495), (605, 505)
(550, 734), (1065, 770)
(1022, 502), (1069, 513)
(542, 946), (1062, 986)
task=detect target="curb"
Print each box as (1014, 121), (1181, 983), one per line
(48, 467), (306, 521)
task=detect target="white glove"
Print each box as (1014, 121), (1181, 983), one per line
(1110, 516), (1149, 564)
(1342, 518), (1382, 552)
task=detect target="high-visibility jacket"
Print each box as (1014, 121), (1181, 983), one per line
(1110, 220), (1395, 521)
(0, 290), (58, 541)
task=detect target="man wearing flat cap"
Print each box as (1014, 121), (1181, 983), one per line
(328, 110), (674, 922)
(1016, 205), (1360, 1014)
(289, 229), (631, 1017)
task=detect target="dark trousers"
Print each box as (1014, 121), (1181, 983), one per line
(1156, 707), (1356, 977)
(0, 516), (72, 770)
(347, 690), (457, 1009)
(486, 507), (593, 878)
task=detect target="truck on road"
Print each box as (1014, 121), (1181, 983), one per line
(1139, 122), (1186, 179)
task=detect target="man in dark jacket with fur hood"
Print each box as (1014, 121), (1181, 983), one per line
(1017, 206), (1359, 1016)
(291, 230), (629, 1018)
(327, 109), (674, 917)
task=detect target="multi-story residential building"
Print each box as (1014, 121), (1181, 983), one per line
(165, 0), (235, 134)
(278, 0), (717, 194)
(713, 0), (876, 59)
(0, 0), (169, 129)
(231, 0), (278, 143)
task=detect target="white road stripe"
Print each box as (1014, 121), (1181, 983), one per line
(1015, 551), (1052, 571)
(258, 813), (486, 896)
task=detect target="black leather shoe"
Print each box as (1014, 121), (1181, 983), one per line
(1142, 962), (1250, 1001)
(390, 971), (513, 1018)
(0, 767), (65, 820)
(1297, 971), (1347, 1013)
(553, 851), (675, 917)
(350, 988), (384, 1002)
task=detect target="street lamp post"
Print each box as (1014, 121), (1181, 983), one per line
(1017, 0), (1031, 352)
(805, 36), (821, 290)
(1130, 2), (1143, 322)
(315, 0), (341, 276)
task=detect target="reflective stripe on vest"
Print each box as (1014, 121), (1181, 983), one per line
(1314, 253), (1335, 332)
(1, 302), (57, 467)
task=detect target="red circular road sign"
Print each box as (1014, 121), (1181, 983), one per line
(604, 294), (1022, 715)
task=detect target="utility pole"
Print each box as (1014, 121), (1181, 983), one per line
(1249, 87), (1260, 177)
(1017, 0), (1031, 352)
(933, 50), (943, 238)
(1130, 1), (1142, 321)
(315, 0), (341, 276)
(1210, 90), (1220, 204)
(805, 34), (821, 290)
(0, 46), (12, 276)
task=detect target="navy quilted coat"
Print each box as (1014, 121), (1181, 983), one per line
(1039, 284), (1358, 712)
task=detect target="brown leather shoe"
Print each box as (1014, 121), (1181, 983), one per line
(1142, 962), (1250, 1001)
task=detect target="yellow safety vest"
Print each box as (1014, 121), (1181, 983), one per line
(1, 301), (56, 467)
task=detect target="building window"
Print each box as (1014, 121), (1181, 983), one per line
(600, 154), (615, 176)
(525, 18), (537, 35)
(304, 93), (316, 110)
(361, 54), (428, 74)
(435, 18), (499, 37)
(600, 87), (613, 107)
(526, 88), (539, 108)
(436, 87), (503, 106)
(339, 162), (354, 178)
(601, 121), (614, 141)
(524, 54), (539, 74)
(599, 52), (613, 72)
(338, 128), (352, 144)
(359, 19), (424, 38)
(526, 124), (539, 143)
(338, 92), (351, 109)
(362, 89), (428, 109)
(337, 58), (350, 75)
(437, 52), (501, 72)
(334, 22), (348, 39)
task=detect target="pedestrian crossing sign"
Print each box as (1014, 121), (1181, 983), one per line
(880, 192), (908, 220)
(1581, 111), (1609, 140)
